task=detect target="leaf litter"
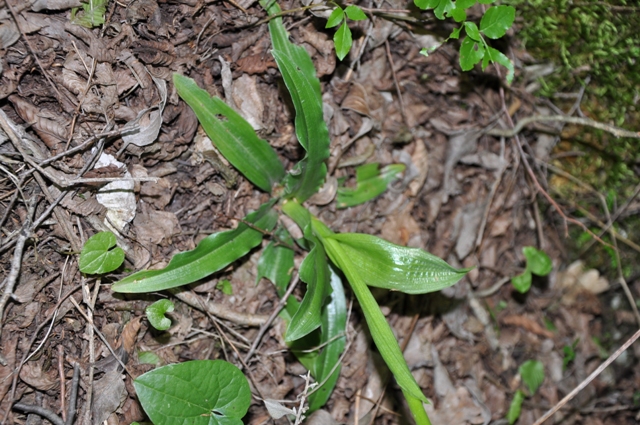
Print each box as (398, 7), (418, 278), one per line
(0, 0), (638, 424)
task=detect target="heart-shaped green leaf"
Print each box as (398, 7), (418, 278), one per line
(511, 270), (532, 293)
(146, 299), (174, 331)
(323, 233), (470, 294)
(79, 231), (125, 274)
(174, 74), (285, 193)
(134, 360), (251, 425)
(112, 201), (277, 293)
(523, 246), (552, 276)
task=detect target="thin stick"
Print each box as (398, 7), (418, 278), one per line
(532, 328), (640, 425)
(12, 404), (64, 425)
(244, 274), (300, 364)
(57, 345), (67, 422)
(65, 363), (80, 425)
(485, 114), (640, 139)
(385, 40), (407, 125)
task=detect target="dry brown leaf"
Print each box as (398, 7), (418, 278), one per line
(408, 139), (429, 196)
(9, 94), (67, 151)
(92, 371), (127, 424)
(501, 314), (554, 339)
(20, 360), (59, 391)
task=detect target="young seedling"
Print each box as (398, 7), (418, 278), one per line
(506, 360), (545, 424)
(79, 231), (125, 274)
(512, 246), (553, 293)
(111, 1), (472, 422)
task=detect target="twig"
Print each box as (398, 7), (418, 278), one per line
(485, 114), (640, 139)
(12, 404), (64, 425)
(0, 197), (37, 336)
(384, 40), (407, 126)
(57, 345), (67, 422)
(244, 274), (300, 364)
(532, 327), (640, 425)
(65, 363), (80, 425)
(293, 372), (315, 425)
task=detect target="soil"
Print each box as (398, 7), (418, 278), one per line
(1, 0), (639, 424)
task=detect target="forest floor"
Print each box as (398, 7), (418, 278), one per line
(1, 0), (640, 424)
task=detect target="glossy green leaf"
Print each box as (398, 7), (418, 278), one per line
(173, 74), (284, 193)
(307, 266), (347, 412)
(456, 0), (475, 9)
(79, 231), (125, 274)
(112, 201), (277, 293)
(336, 163), (405, 208)
(482, 45), (515, 84)
(326, 7), (344, 28)
(134, 360), (251, 425)
(479, 5), (515, 39)
(449, 7), (466, 22)
(415, 0), (454, 19)
(519, 360), (545, 394)
(459, 37), (484, 71)
(318, 234), (429, 408)
(449, 26), (462, 40)
(323, 233), (469, 294)
(334, 22), (352, 61)
(511, 270), (532, 293)
(344, 5), (367, 20)
(146, 299), (174, 331)
(261, 0), (330, 202)
(464, 21), (481, 41)
(286, 235), (330, 342)
(256, 231), (294, 294)
(523, 246), (552, 276)
(506, 389), (525, 425)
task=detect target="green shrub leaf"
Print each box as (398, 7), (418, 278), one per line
(79, 231), (125, 274)
(414, 0), (454, 19)
(449, 7), (466, 23)
(459, 37), (485, 71)
(523, 246), (552, 276)
(479, 5), (515, 39)
(464, 21), (481, 41)
(134, 360), (251, 425)
(336, 163), (405, 208)
(173, 74), (285, 193)
(482, 46), (515, 84)
(511, 270), (532, 293)
(344, 5), (367, 20)
(456, 0), (476, 9)
(334, 22), (353, 62)
(322, 233), (470, 294)
(145, 299), (174, 331)
(519, 360), (545, 394)
(286, 236), (330, 342)
(307, 266), (347, 411)
(112, 201), (277, 293)
(506, 389), (525, 425)
(326, 7), (344, 28)
(261, 0), (331, 202)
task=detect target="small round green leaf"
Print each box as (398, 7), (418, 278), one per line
(479, 5), (515, 39)
(145, 299), (174, 331)
(134, 360), (251, 425)
(511, 270), (532, 293)
(522, 246), (552, 276)
(464, 21), (481, 41)
(459, 37), (485, 71)
(344, 5), (367, 21)
(519, 360), (545, 394)
(79, 231), (125, 274)
(334, 22), (353, 61)
(449, 7), (466, 23)
(325, 7), (344, 28)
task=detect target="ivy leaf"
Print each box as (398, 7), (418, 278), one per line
(112, 201), (277, 293)
(134, 360), (251, 425)
(334, 22), (353, 61)
(506, 390), (525, 425)
(464, 21), (481, 41)
(145, 299), (174, 331)
(344, 5), (367, 20)
(479, 5), (515, 39)
(482, 45), (515, 84)
(79, 232), (125, 274)
(459, 37), (485, 71)
(321, 232), (470, 294)
(326, 7), (344, 28)
(523, 246), (552, 276)
(336, 163), (405, 208)
(519, 360), (545, 394)
(511, 270), (532, 293)
(174, 74), (285, 193)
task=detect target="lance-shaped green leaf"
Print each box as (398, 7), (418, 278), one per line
(174, 74), (285, 193)
(336, 163), (405, 208)
(112, 201), (277, 293)
(324, 233), (469, 294)
(260, 0), (330, 202)
(134, 360), (251, 425)
(256, 228), (294, 294)
(316, 227), (428, 409)
(286, 235), (330, 342)
(307, 266), (346, 412)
